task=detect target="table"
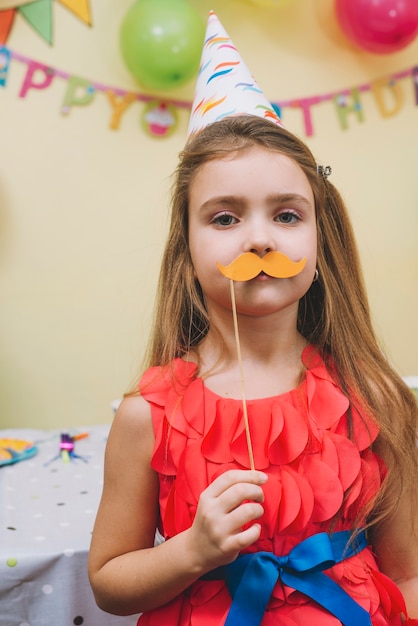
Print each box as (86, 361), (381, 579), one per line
(0, 425), (141, 626)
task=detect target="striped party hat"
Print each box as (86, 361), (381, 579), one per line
(187, 11), (283, 137)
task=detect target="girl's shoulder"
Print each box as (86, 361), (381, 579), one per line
(139, 359), (198, 403)
(104, 394), (156, 488)
(112, 393), (154, 441)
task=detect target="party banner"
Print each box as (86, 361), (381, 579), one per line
(0, 46), (417, 138)
(0, 1), (92, 45)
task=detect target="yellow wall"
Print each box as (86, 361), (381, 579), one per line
(1, 0), (417, 430)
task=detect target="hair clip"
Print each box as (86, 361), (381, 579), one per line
(317, 165), (332, 179)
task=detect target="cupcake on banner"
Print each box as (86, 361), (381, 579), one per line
(142, 101), (178, 138)
(187, 10), (283, 138)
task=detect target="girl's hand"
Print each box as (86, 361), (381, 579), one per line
(186, 469), (268, 574)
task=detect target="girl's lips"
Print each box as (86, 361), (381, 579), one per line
(253, 271), (271, 282)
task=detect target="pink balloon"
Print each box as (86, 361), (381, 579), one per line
(335, 0), (418, 53)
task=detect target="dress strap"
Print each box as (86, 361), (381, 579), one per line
(202, 529), (371, 626)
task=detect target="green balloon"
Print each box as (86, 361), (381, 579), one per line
(120, 0), (205, 91)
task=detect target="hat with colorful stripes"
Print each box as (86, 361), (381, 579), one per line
(187, 11), (283, 137)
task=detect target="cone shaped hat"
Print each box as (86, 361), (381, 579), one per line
(187, 11), (283, 138)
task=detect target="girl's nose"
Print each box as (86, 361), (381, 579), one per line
(245, 220), (276, 257)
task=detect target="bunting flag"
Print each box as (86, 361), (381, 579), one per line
(0, 0), (91, 45)
(20, 0), (53, 45)
(0, 46), (417, 138)
(59, 0), (91, 25)
(0, 9), (15, 44)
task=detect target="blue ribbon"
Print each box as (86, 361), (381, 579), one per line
(203, 530), (371, 626)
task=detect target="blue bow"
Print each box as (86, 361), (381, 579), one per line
(203, 530), (371, 626)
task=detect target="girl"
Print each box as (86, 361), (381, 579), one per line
(88, 115), (418, 625)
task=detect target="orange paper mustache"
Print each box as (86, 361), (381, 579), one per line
(216, 251), (306, 281)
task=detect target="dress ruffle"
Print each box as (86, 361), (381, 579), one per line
(137, 347), (408, 626)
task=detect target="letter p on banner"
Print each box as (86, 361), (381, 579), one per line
(19, 60), (55, 98)
(61, 75), (96, 115)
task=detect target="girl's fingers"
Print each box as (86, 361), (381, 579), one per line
(234, 522), (262, 548)
(198, 476), (266, 538)
(217, 483), (265, 516)
(191, 469), (268, 567)
(201, 471), (267, 520)
(205, 469), (268, 499)
(227, 500), (265, 528)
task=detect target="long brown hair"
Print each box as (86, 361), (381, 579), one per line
(142, 115), (418, 534)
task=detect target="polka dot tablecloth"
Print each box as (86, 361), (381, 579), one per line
(0, 426), (140, 626)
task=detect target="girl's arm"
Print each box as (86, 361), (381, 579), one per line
(373, 487), (418, 618)
(88, 394), (267, 616)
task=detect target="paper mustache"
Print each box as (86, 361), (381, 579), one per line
(216, 251), (306, 281)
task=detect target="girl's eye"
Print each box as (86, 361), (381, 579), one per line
(276, 211), (299, 224)
(212, 213), (238, 227)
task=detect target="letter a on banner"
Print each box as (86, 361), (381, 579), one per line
(333, 88), (364, 130)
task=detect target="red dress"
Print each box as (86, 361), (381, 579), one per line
(137, 346), (413, 625)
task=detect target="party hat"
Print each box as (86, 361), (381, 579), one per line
(187, 11), (283, 137)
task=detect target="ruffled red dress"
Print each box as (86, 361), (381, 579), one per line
(137, 346), (414, 626)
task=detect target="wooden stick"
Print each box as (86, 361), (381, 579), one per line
(229, 279), (255, 470)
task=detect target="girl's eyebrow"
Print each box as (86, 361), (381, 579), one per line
(198, 196), (246, 212)
(265, 193), (313, 209)
(198, 193), (313, 213)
